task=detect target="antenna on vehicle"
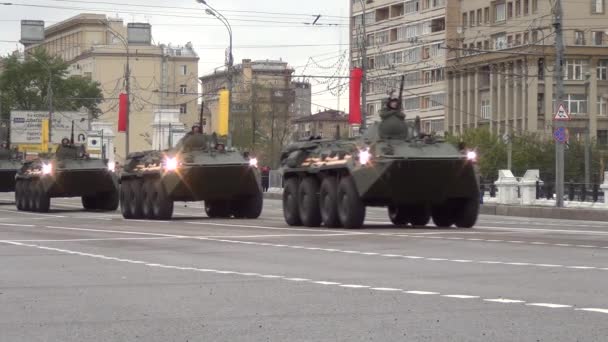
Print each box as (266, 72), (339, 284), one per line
(199, 101), (204, 130)
(398, 75), (405, 111)
(70, 121), (75, 145)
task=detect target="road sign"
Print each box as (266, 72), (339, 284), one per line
(553, 127), (569, 143)
(554, 103), (571, 121)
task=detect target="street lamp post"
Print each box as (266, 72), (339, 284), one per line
(585, 72), (592, 189)
(358, 0), (368, 132)
(196, 0), (234, 147)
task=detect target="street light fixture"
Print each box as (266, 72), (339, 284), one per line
(195, 0), (235, 146)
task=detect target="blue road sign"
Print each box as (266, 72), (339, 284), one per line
(553, 127), (569, 143)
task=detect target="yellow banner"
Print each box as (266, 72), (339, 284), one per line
(41, 119), (49, 153)
(217, 89), (230, 136)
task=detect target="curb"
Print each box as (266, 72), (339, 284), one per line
(480, 203), (608, 222)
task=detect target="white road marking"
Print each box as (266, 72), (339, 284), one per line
(0, 223), (36, 227)
(527, 303), (572, 309)
(575, 308), (608, 314)
(405, 291), (439, 295)
(1, 237), (181, 243)
(484, 299), (526, 304)
(0, 208), (65, 218)
(315, 281), (341, 285)
(340, 284), (370, 289)
(371, 287), (402, 292)
(442, 295), (480, 299)
(478, 225), (608, 236)
(186, 221), (369, 235)
(283, 278), (310, 282)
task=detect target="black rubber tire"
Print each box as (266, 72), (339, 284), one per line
(388, 205), (408, 226)
(82, 195), (99, 211)
(37, 181), (50, 213)
(99, 187), (119, 212)
(21, 180), (31, 212)
(31, 181), (41, 212)
(298, 177), (322, 227)
(233, 190), (263, 219)
(282, 177), (302, 226)
(337, 177), (366, 229)
(120, 180), (133, 219)
(15, 180), (24, 211)
(141, 179), (155, 219)
(27, 181), (36, 212)
(408, 205), (431, 227)
(151, 180), (173, 220)
(319, 177), (340, 228)
(454, 198), (479, 228)
(432, 202), (454, 228)
(128, 179), (144, 219)
(205, 201), (231, 218)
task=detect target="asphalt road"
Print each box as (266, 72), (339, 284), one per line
(1, 195), (607, 341)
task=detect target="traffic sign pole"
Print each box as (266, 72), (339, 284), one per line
(554, 0), (565, 208)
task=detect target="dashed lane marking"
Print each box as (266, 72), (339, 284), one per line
(3, 240), (603, 316)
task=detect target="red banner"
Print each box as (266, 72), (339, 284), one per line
(118, 93), (127, 132)
(349, 68), (363, 124)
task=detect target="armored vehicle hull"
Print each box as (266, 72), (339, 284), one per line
(15, 158), (119, 213)
(0, 166), (20, 192)
(120, 142), (263, 221)
(280, 103), (479, 229)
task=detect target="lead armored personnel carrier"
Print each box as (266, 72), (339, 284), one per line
(280, 92), (479, 229)
(0, 146), (22, 193)
(15, 139), (119, 213)
(119, 131), (263, 220)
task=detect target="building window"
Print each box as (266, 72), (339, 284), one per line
(532, 0), (538, 13)
(598, 97), (608, 116)
(179, 85), (187, 95)
(592, 31), (604, 45)
(575, 31), (586, 45)
(523, 32), (529, 44)
(515, 34), (521, 46)
(494, 33), (507, 50)
(481, 100), (491, 120)
(598, 60), (608, 80)
(592, 0), (605, 13)
(180, 65), (187, 75)
(598, 130), (608, 145)
(523, 0), (529, 15)
(179, 103), (187, 114)
(484, 7), (490, 22)
(477, 9), (482, 25)
(495, 3), (506, 21)
(515, 0), (521, 15)
(405, 0), (420, 14)
(565, 59), (587, 80)
(470, 11), (475, 27)
(462, 13), (468, 28)
(507, 2), (513, 18)
(564, 94), (587, 114)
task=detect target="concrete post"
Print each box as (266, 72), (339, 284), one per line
(495, 170), (519, 205)
(520, 169), (541, 205)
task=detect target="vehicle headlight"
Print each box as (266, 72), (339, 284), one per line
(107, 161), (116, 172)
(249, 157), (258, 168)
(467, 150), (477, 162)
(359, 148), (371, 165)
(42, 163), (53, 175)
(164, 157), (179, 171)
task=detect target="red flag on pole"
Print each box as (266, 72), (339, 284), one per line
(349, 68), (363, 124)
(118, 93), (127, 132)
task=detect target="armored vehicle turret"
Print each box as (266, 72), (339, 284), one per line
(0, 145), (22, 193)
(280, 95), (479, 229)
(15, 139), (119, 213)
(119, 131), (263, 220)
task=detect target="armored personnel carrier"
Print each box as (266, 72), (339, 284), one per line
(119, 131), (263, 220)
(15, 139), (119, 213)
(0, 147), (22, 193)
(280, 93), (479, 229)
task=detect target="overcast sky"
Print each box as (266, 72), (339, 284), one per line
(0, 0), (350, 113)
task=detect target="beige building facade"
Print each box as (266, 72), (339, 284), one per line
(23, 14), (199, 159)
(447, 0), (608, 144)
(350, 0), (457, 134)
(292, 110), (350, 140)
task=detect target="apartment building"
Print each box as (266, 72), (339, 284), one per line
(292, 110), (350, 140)
(350, 0), (458, 134)
(447, 0), (608, 143)
(22, 14), (199, 158)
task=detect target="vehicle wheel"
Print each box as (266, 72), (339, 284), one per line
(233, 190), (263, 219)
(408, 205), (431, 227)
(282, 177), (302, 226)
(454, 198), (479, 228)
(31, 180), (41, 212)
(27, 181), (37, 212)
(120, 180), (133, 219)
(150, 179), (173, 220)
(319, 177), (340, 228)
(388, 205), (408, 226)
(128, 179), (144, 219)
(22, 180), (31, 211)
(298, 177), (322, 227)
(205, 201), (231, 218)
(141, 179), (155, 219)
(337, 177), (365, 229)
(15, 180), (24, 211)
(82, 195), (99, 211)
(37, 182), (50, 213)
(432, 202), (454, 228)
(99, 186), (119, 212)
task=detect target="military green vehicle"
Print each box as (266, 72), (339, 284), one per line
(119, 130), (263, 220)
(280, 92), (479, 229)
(0, 147), (22, 193)
(15, 139), (119, 213)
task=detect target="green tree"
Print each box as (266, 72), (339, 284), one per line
(448, 128), (506, 181)
(0, 48), (103, 121)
